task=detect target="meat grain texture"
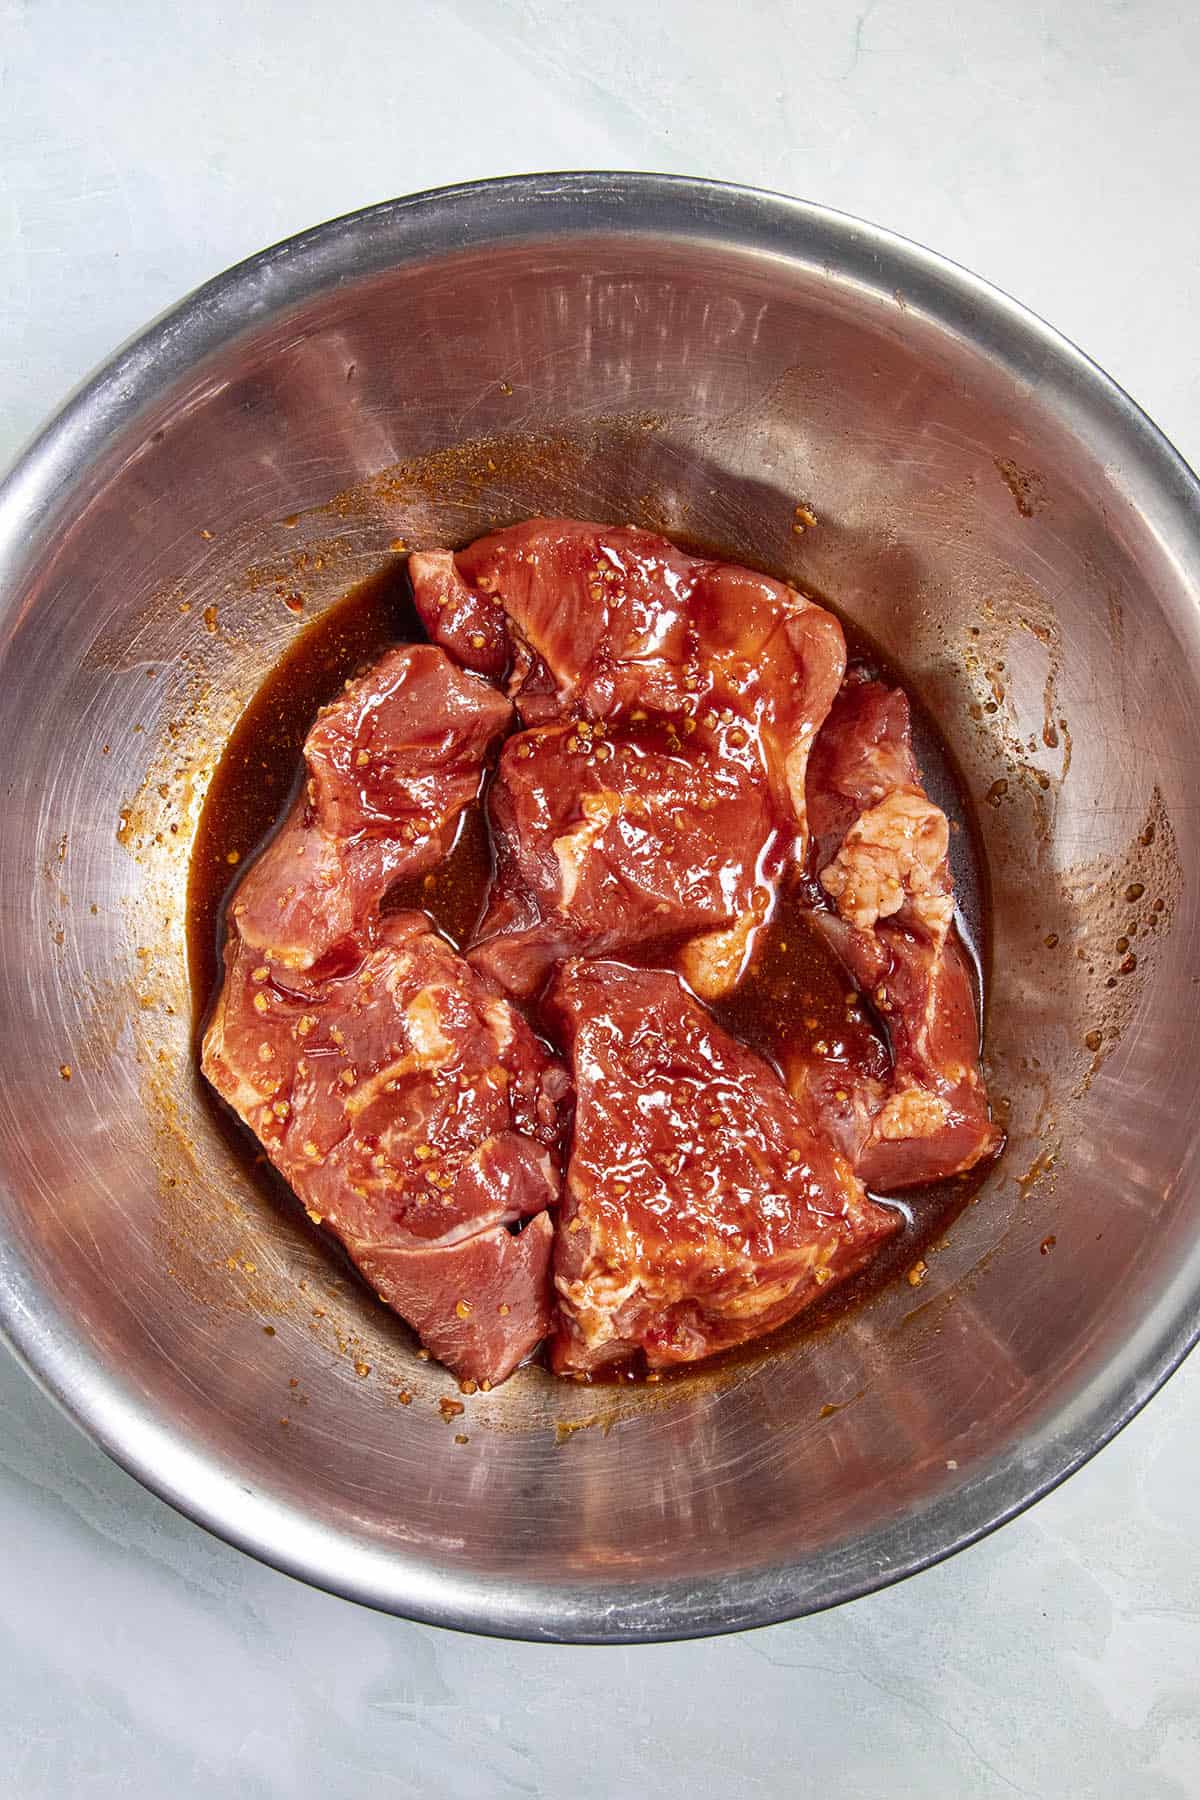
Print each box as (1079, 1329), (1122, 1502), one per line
(546, 961), (896, 1374)
(204, 520), (1001, 1386)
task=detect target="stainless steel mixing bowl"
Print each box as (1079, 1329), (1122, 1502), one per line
(2, 173), (1199, 1643)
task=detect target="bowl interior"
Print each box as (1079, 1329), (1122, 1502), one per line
(2, 180), (1199, 1640)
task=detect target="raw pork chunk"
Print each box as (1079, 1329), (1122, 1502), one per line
(788, 673), (1002, 1190)
(231, 643), (511, 971)
(546, 960), (897, 1375)
(204, 911), (569, 1383)
(410, 520), (846, 995)
(469, 717), (780, 998)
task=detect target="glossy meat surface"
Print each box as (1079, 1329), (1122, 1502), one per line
(789, 673), (1002, 1189)
(547, 961), (898, 1374)
(411, 520), (846, 817)
(231, 644), (511, 970)
(203, 909), (569, 1382)
(468, 717), (780, 999)
(411, 521), (846, 995)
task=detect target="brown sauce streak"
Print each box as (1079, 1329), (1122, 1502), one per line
(188, 557), (995, 1380)
(382, 802), (493, 949)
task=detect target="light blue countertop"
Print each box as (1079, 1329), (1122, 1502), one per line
(3, 2), (1198, 1794)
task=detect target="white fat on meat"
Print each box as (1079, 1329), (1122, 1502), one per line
(482, 997), (517, 1056)
(551, 790), (626, 907)
(677, 908), (760, 1001)
(820, 787), (954, 938)
(201, 1009), (272, 1120)
(403, 988), (455, 1063)
(873, 1087), (952, 1141)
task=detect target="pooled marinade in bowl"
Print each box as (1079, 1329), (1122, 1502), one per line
(194, 520), (1003, 1386)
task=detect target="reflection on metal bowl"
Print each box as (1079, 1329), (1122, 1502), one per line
(1, 173), (1198, 1643)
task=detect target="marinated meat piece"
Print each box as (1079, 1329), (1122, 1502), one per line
(232, 644), (511, 970)
(818, 910), (1000, 1190)
(410, 518), (846, 832)
(546, 961), (898, 1374)
(789, 674), (1003, 1190)
(356, 1212), (555, 1383)
(468, 717), (780, 999)
(202, 909), (569, 1383)
(805, 680), (918, 872)
(411, 521), (845, 997)
(785, 1033), (889, 1172)
(404, 549), (514, 686)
